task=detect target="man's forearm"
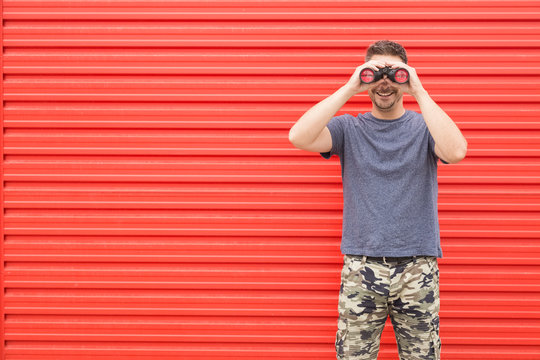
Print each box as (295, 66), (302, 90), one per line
(289, 85), (357, 146)
(415, 90), (468, 163)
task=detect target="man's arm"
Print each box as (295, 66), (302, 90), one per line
(288, 84), (356, 150)
(385, 60), (468, 164)
(415, 91), (468, 164)
(289, 60), (387, 150)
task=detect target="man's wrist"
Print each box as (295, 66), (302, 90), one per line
(412, 88), (429, 102)
(341, 84), (359, 98)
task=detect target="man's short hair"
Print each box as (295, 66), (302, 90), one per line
(365, 40), (408, 64)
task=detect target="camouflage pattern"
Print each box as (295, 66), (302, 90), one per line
(336, 255), (441, 360)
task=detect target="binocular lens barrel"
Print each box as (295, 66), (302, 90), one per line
(394, 69), (409, 83)
(360, 68), (376, 83)
(359, 67), (409, 84)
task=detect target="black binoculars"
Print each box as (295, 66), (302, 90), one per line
(360, 66), (409, 84)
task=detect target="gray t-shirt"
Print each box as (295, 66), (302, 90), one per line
(320, 110), (448, 258)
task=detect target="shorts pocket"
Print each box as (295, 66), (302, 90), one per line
(335, 325), (348, 359)
(430, 316), (442, 360)
(425, 256), (438, 272)
(425, 256), (440, 293)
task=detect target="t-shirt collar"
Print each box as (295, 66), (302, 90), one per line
(363, 110), (411, 123)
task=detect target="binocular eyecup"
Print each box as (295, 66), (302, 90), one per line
(360, 66), (409, 84)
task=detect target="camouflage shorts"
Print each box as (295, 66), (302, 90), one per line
(336, 255), (441, 360)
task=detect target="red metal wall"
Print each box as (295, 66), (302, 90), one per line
(2, 0), (540, 359)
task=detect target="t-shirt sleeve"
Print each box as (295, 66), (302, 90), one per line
(428, 131), (450, 164)
(320, 114), (348, 159)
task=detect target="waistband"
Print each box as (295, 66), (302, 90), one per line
(368, 256), (416, 262)
(348, 255), (419, 265)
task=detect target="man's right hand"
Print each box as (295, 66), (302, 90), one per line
(344, 60), (387, 95)
(289, 60), (387, 151)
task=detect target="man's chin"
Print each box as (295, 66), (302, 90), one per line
(375, 102), (395, 112)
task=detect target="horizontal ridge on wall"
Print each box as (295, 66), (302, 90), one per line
(2, 0), (540, 359)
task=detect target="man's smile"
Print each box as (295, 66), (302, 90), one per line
(376, 90), (395, 98)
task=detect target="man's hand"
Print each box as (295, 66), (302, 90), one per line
(383, 60), (426, 99)
(344, 60), (388, 95)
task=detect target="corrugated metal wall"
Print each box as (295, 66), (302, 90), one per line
(2, 0), (540, 359)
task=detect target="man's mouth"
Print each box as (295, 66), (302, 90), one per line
(376, 90), (394, 98)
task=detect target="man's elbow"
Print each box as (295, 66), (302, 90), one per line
(289, 129), (301, 148)
(449, 142), (468, 164)
(288, 129), (297, 144)
(289, 128), (309, 148)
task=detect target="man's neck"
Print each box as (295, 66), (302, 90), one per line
(371, 107), (406, 120)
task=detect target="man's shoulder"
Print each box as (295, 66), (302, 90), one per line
(328, 113), (359, 129)
(333, 113), (358, 121)
(409, 109), (422, 118)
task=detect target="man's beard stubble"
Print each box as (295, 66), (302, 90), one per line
(369, 90), (402, 113)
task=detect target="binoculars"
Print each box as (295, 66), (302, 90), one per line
(360, 66), (409, 84)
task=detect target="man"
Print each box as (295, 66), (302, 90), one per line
(288, 40), (467, 359)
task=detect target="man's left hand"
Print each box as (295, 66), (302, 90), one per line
(384, 60), (426, 99)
